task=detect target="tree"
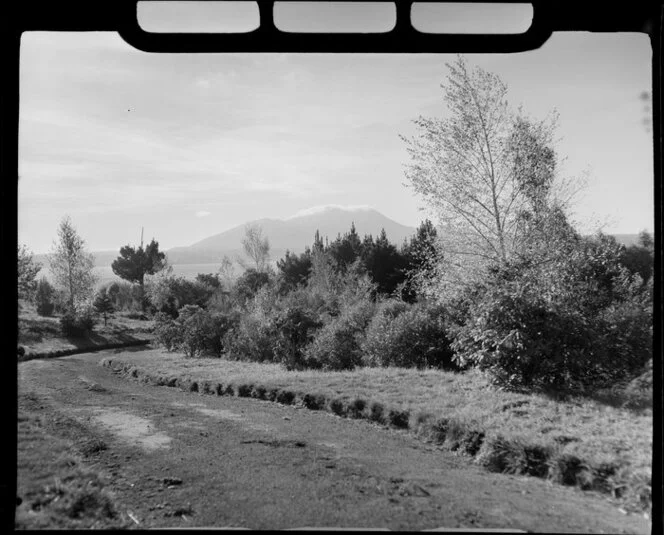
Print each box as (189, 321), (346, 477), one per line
(360, 229), (408, 296)
(400, 220), (441, 302)
(48, 216), (97, 311)
(196, 273), (221, 289)
(401, 56), (570, 292)
(620, 230), (654, 284)
(18, 244), (42, 301)
(93, 289), (115, 326)
(328, 223), (362, 272)
(277, 249), (312, 291)
(34, 277), (55, 316)
(112, 238), (166, 287)
(241, 224), (270, 272)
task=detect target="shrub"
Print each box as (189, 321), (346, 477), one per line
(449, 239), (653, 391)
(361, 300), (455, 369)
(146, 274), (214, 317)
(93, 290), (115, 326)
(60, 308), (96, 337)
(450, 280), (597, 389)
(273, 305), (322, 370)
(154, 312), (184, 351)
(223, 313), (277, 363)
(177, 305), (212, 358)
(35, 277), (56, 317)
(104, 281), (142, 312)
(302, 300), (372, 371)
(233, 269), (273, 305)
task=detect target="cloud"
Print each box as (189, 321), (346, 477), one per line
(195, 210), (211, 218)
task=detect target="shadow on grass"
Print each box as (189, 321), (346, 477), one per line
(65, 331), (146, 349)
(530, 384), (653, 413)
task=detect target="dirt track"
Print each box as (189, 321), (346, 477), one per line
(17, 349), (651, 532)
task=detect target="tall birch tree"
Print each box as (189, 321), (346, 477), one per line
(402, 56), (572, 293)
(48, 216), (97, 310)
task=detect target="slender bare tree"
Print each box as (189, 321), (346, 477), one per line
(241, 224), (270, 272)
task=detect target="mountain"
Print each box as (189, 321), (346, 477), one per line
(165, 206), (418, 265)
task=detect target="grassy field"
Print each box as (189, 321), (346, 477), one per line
(17, 304), (153, 358)
(102, 349), (653, 514)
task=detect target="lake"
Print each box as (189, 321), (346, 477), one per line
(37, 263), (234, 288)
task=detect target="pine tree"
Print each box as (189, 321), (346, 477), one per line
(93, 290), (115, 326)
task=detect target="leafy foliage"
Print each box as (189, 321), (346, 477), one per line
(111, 239), (166, 286)
(361, 301), (455, 369)
(277, 249), (312, 292)
(60, 308), (96, 337)
(35, 277), (56, 317)
(619, 230), (654, 284)
(303, 296), (376, 371)
(48, 216), (97, 311)
(145, 272), (215, 317)
(273, 305), (322, 370)
(103, 281), (143, 312)
(93, 290), (115, 326)
(449, 234), (652, 390)
(18, 245), (42, 301)
(241, 224), (270, 272)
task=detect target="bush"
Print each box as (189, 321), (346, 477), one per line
(153, 312), (183, 351)
(450, 279), (596, 389)
(449, 242), (653, 391)
(361, 300), (455, 369)
(303, 297), (375, 371)
(60, 308), (96, 337)
(145, 274), (214, 317)
(176, 305), (210, 358)
(273, 305), (322, 370)
(35, 277), (55, 317)
(104, 281), (142, 312)
(223, 313), (277, 363)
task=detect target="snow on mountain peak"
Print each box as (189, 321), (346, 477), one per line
(286, 204), (374, 220)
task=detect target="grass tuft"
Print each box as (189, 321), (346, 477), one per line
(236, 384), (252, 397)
(348, 397), (367, 418)
(368, 401), (386, 424)
(388, 408), (410, 429)
(329, 398), (347, 416)
(250, 385), (267, 400)
(302, 393), (326, 410)
(276, 390), (295, 405)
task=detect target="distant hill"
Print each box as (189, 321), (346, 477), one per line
(32, 220), (645, 270)
(165, 206), (417, 265)
(611, 234), (642, 248)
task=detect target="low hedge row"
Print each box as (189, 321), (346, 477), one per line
(100, 357), (651, 514)
(17, 340), (151, 363)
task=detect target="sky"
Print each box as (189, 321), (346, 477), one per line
(18, 3), (654, 254)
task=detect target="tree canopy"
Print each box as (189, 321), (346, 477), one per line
(48, 216), (97, 310)
(18, 244), (42, 301)
(112, 238), (166, 287)
(402, 56), (574, 293)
